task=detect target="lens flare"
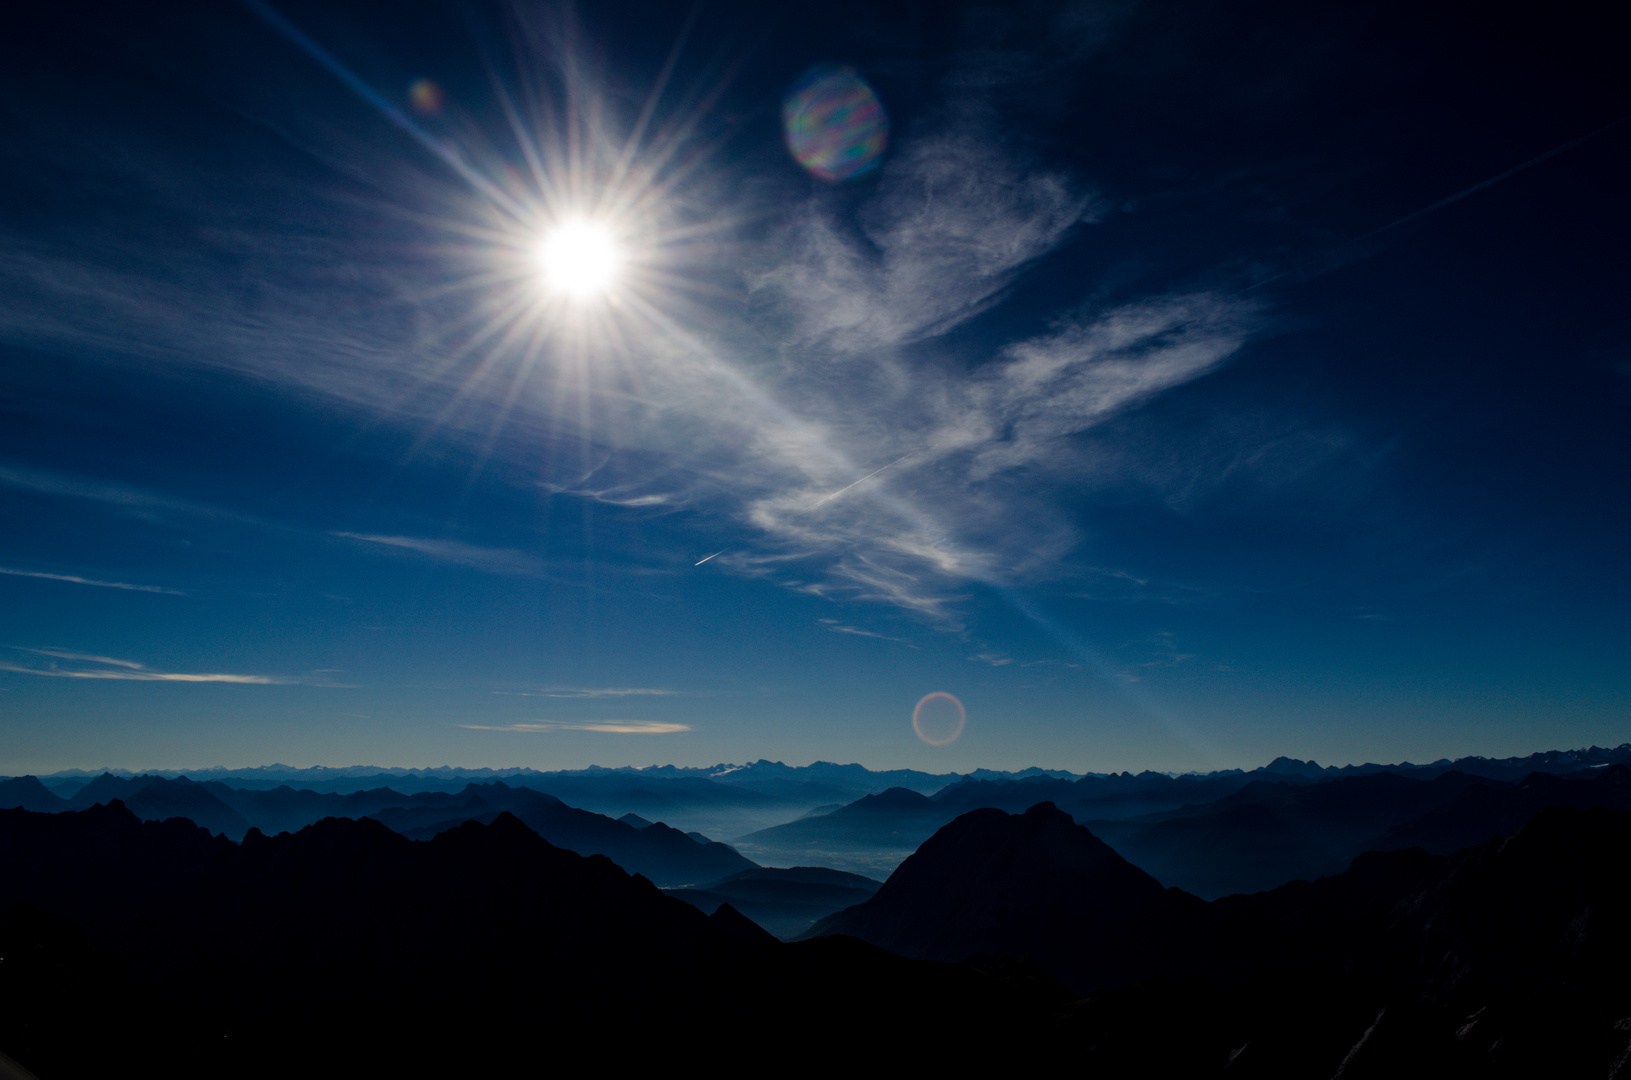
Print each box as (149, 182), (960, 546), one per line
(408, 78), (444, 116)
(782, 64), (889, 182)
(537, 220), (621, 299)
(912, 691), (966, 746)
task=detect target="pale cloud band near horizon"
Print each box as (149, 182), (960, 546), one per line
(1, 648), (294, 685)
(461, 720), (692, 734)
(0, 661), (282, 684)
(492, 687), (681, 699)
(0, 566), (186, 595)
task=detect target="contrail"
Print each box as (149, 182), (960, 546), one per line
(694, 550), (723, 566)
(1359, 114), (1628, 242)
(804, 454), (912, 512)
(1247, 114), (1628, 292)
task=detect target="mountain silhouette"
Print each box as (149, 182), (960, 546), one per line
(372, 782), (758, 885)
(63, 773), (249, 838)
(1366, 765), (1631, 855)
(809, 802), (1205, 990)
(742, 762), (1631, 895)
(1087, 769), (1489, 897)
(0, 801), (1066, 1077)
(0, 777), (64, 813)
(810, 799), (1631, 1075)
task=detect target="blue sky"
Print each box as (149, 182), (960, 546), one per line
(1, 0), (1627, 775)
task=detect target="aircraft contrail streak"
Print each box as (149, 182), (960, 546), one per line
(1247, 114), (1627, 293)
(804, 454), (912, 512)
(694, 551), (723, 566)
(1359, 114), (1628, 243)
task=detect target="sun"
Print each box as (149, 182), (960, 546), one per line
(537, 219), (621, 300)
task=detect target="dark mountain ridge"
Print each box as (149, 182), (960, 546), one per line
(0, 802), (1071, 1078)
(813, 803), (1206, 989)
(738, 761), (1631, 893)
(367, 779), (758, 885)
(0, 776), (64, 813)
(811, 800), (1631, 1075)
(32, 775), (757, 886)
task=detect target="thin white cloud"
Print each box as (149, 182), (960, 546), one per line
(724, 290), (1253, 620)
(0, 566), (187, 595)
(712, 45), (1259, 625)
(751, 119), (1093, 353)
(492, 687), (680, 699)
(20, 648), (145, 669)
(461, 720), (691, 734)
(1, 648), (311, 685)
(0, 661), (282, 684)
(0, 19), (1260, 635)
(333, 533), (544, 576)
(964, 294), (1254, 478)
(0, 463), (183, 511)
(817, 618), (913, 645)
(541, 484), (685, 509)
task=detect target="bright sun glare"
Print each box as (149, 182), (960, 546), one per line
(538, 220), (620, 299)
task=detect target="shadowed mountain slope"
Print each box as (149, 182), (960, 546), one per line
(1092, 766), (1631, 899)
(0, 802), (1066, 1079)
(811, 799), (1631, 1075)
(1086, 770), (1489, 898)
(0, 777), (64, 813)
(758, 764), (1631, 897)
(810, 802), (1206, 990)
(51, 777), (757, 886)
(735, 768), (1396, 882)
(372, 781), (758, 886)
(66, 774), (250, 839)
(1366, 765), (1631, 855)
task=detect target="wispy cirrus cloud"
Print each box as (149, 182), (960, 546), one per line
(0, 666), (279, 684)
(332, 533), (545, 576)
(19, 647), (146, 669)
(461, 720), (691, 734)
(724, 286), (1254, 622)
(0, 10), (1259, 637)
(0, 647), (343, 685)
(751, 121), (1092, 353)
(492, 687), (680, 699)
(540, 480), (687, 510)
(705, 31), (1259, 627)
(817, 618), (913, 645)
(0, 566), (186, 595)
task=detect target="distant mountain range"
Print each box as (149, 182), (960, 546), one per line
(8, 743), (1631, 895)
(0, 773), (753, 886)
(5, 741), (1631, 1074)
(6, 786), (1630, 1076)
(733, 748), (1631, 889)
(812, 799), (1631, 1075)
(29, 742), (1626, 795)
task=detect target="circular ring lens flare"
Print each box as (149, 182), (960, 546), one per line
(537, 220), (620, 299)
(783, 64), (889, 182)
(912, 692), (966, 747)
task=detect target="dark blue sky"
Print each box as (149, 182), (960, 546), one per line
(1, 0), (1626, 774)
